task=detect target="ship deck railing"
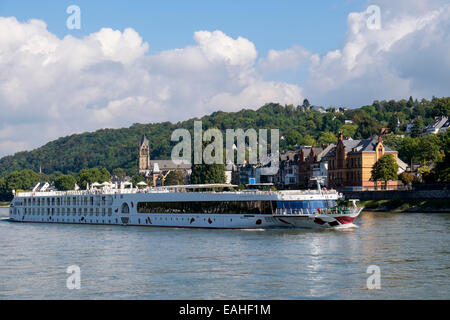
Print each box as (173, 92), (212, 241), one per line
(15, 188), (340, 198)
(273, 207), (359, 216)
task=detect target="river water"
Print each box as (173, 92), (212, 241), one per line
(0, 207), (448, 299)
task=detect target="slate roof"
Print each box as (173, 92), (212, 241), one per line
(280, 152), (298, 162)
(316, 144), (335, 161)
(328, 138), (396, 156)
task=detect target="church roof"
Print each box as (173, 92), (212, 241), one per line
(140, 134), (149, 147)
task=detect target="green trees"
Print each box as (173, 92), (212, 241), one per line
(411, 118), (424, 138)
(317, 132), (337, 145)
(131, 175), (145, 186)
(190, 164), (225, 184)
(339, 124), (357, 139)
(384, 132), (447, 165)
(431, 96), (450, 116)
(302, 99), (310, 108)
(164, 170), (186, 186)
(112, 168), (126, 179)
(399, 172), (414, 186)
(77, 168), (110, 189)
(354, 110), (381, 138)
(54, 174), (76, 191)
(0, 97), (448, 180)
(434, 152), (450, 182)
(371, 154), (399, 189)
(0, 169), (41, 201)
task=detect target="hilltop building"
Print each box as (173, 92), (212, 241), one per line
(138, 134), (191, 186)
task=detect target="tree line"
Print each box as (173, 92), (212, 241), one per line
(0, 96), (448, 200)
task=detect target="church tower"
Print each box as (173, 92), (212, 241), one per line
(139, 134), (150, 174)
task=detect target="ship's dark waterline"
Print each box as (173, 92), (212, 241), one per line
(0, 208), (448, 299)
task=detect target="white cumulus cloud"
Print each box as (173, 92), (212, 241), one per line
(0, 19), (304, 157)
(0, 0), (449, 158)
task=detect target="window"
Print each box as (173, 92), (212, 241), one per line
(137, 201), (276, 214)
(121, 203), (130, 214)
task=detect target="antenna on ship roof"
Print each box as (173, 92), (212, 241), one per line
(310, 176), (325, 193)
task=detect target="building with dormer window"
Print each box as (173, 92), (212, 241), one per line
(327, 133), (399, 189)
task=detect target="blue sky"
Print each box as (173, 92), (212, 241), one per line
(0, 0), (367, 88)
(0, 0), (448, 155)
(0, 0), (365, 56)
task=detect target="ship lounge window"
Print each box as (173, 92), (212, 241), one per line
(121, 203), (130, 214)
(276, 201), (331, 211)
(136, 201), (276, 214)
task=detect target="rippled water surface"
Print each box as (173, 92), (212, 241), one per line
(0, 207), (448, 299)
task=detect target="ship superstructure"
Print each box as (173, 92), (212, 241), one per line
(9, 184), (362, 229)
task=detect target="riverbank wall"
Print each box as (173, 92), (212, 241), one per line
(342, 189), (450, 213)
(343, 189), (450, 201)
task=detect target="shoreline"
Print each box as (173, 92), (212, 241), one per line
(363, 208), (450, 213)
(360, 199), (450, 213)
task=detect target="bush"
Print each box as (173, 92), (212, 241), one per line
(399, 172), (414, 185)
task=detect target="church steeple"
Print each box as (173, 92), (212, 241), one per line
(139, 134), (150, 173)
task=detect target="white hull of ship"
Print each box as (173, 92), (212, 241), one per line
(9, 187), (362, 230)
(9, 210), (362, 230)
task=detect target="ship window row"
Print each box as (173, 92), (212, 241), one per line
(19, 196), (112, 207)
(277, 200), (336, 210)
(22, 207), (113, 216)
(137, 201), (276, 214)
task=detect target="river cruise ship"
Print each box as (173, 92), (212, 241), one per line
(9, 183), (362, 229)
